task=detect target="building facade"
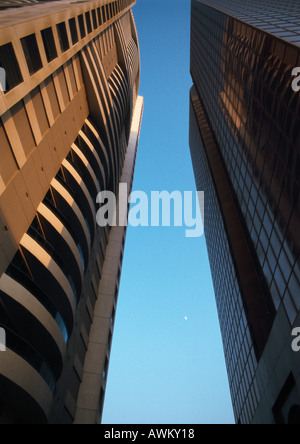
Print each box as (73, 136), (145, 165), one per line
(190, 0), (300, 424)
(0, 0), (143, 424)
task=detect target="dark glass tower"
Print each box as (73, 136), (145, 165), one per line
(190, 0), (300, 424)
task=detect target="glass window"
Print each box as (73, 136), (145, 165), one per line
(97, 7), (103, 26)
(69, 18), (79, 45)
(56, 22), (70, 53)
(0, 42), (23, 91)
(41, 27), (57, 62)
(85, 11), (92, 34)
(92, 9), (98, 29)
(283, 292), (297, 325)
(288, 273), (300, 310)
(21, 34), (43, 75)
(78, 14), (86, 38)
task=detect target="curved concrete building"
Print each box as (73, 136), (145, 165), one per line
(0, 0), (143, 424)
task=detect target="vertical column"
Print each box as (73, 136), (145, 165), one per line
(74, 96), (143, 424)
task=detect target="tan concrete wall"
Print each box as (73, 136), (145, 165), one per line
(0, 0), (141, 424)
(74, 96), (143, 424)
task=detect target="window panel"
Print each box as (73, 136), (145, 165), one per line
(21, 34), (43, 75)
(0, 42), (23, 91)
(56, 22), (70, 53)
(41, 27), (57, 62)
(69, 18), (79, 45)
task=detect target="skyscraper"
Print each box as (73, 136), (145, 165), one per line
(190, 0), (300, 424)
(0, 0), (143, 424)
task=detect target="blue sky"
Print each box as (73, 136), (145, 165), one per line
(102, 0), (235, 425)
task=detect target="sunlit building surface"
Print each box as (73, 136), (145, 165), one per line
(190, 0), (300, 424)
(0, 0), (143, 424)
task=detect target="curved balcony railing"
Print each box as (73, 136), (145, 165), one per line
(43, 191), (87, 273)
(0, 323), (56, 394)
(27, 225), (79, 303)
(55, 171), (93, 246)
(6, 262), (69, 343)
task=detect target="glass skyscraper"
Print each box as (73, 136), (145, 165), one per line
(190, 0), (300, 424)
